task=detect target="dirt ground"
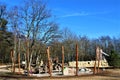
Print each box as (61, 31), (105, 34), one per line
(0, 65), (120, 80)
(0, 74), (120, 80)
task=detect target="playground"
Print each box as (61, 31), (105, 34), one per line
(0, 46), (120, 80)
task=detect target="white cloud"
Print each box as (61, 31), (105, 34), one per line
(60, 12), (89, 18)
(58, 10), (112, 18)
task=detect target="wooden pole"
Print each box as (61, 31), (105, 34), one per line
(76, 44), (78, 76)
(18, 52), (20, 74)
(62, 46), (64, 74)
(18, 38), (21, 74)
(93, 60), (97, 74)
(47, 47), (52, 77)
(13, 34), (17, 74)
(97, 48), (100, 73)
(11, 49), (14, 73)
(13, 50), (15, 73)
(93, 47), (99, 74)
(26, 38), (30, 76)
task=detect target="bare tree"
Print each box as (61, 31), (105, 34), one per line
(17, 0), (61, 75)
(78, 36), (90, 61)
(0, 3), (7, 31)
(8, 6), (21, 73)
(61, 28), (78, 62)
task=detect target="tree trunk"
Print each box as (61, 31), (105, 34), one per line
(26, 39), (30, 76)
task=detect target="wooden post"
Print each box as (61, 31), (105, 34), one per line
(13, 50), (16, 73)
(11, 49), (14, 73)
(76, 44), (78, 76)
(47, 47), (52, 77)
(97, 48), (100, 73)
(18, 38), (21, 74)
(93, 47), (99, 74)
(62, 46), (64, 74)
(26, 39), (30, 76)
(93, 60), (97, 74)
(13, 34), (17, 74)
(18, 52), (20, 74)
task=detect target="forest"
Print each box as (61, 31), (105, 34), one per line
(0, 0), (120, 71)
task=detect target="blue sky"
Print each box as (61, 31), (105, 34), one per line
(1, 0), (120, 38)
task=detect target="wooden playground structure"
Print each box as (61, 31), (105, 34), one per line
(10, 44), (110, 77)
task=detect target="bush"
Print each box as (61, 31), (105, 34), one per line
(107, 50), (120, 68)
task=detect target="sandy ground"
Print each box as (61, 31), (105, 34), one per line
(0, 65), (11, 73)
(0, 65), (120, 80)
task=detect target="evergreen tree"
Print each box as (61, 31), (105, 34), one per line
(0, 18), (13, 63)
(107, 50), (120, 68)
